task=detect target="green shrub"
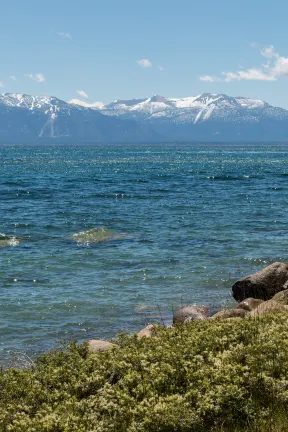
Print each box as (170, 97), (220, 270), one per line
(1, 315), (288, 431)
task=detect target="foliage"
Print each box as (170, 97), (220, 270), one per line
(1, 315), (288, 431)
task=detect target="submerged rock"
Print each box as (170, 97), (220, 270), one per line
(173, 305), (208, 324)
(211, 308), (246, 320)
(87, 340), (116, 353)
(236, 298), (264, 312)
(0, 233), (20, 247)
(232, 262), (288, 302)
(271, 289), (288, 305)
(71, 227), (123, 244)
(248, 300), (288, 318)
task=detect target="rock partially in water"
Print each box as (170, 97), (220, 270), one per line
(0, 233), (20, 247)
(173, 305), (208, 324)
(232, 262), (288, 301)
(71, 227), (124, 244)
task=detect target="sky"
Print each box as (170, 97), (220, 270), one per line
(2, 0), (288, 108)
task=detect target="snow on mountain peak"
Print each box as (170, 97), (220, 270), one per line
(0, 91), (285, 128)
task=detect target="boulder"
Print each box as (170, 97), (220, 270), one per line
(236, 298), (264, 312)
(272, 289), (288, 305)
(87, 340), (116, 353)
(232, 262), (288, 302)
(137, 324), (156, 339)
(248, 300), (288, 318)
(210, 308), (246, 320)
(226, 317), (243, 322)
(173, 305), (208, 324)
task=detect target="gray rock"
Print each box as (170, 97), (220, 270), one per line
(236, 298), (264, 312)
(248, 300), (288, 318)
(87, 340), (116, 353)
(232, 262), (288, 302)
(173, 305), (208, 324)
(272, 289), (288, 305)
(137, 324), (157, 339)
(71, 227), (125, 244)
(210, 308), (246, 320)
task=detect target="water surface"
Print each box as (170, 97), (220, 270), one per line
(1, 143), (288, 365)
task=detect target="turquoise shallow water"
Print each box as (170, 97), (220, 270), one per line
(1, 143), (288, 365)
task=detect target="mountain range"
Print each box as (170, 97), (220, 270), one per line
(1, 92), (288, 143)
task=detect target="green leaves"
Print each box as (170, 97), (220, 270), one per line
(1, 316), (288, 431)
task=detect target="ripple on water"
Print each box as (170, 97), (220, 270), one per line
(1, 143), (288, 366)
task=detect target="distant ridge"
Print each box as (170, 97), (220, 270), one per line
(1, 92), (288, 143)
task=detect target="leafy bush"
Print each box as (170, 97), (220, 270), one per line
(1, 315), (288, 431)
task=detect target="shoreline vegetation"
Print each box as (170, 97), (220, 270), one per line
(1, 263), (288, 431)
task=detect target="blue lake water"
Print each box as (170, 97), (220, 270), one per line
(1, 143), (288, 365)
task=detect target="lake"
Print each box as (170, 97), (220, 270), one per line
(1, 143), (288, 365)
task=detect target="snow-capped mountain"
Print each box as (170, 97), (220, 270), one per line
(1, 92), (288, 143)
(0, 93), (158, 143)
(69, 92), (288, 142)
(98, 93), (287, 125)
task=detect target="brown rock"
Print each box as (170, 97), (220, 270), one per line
(137, 324), (156, 339)
(236, 298), (264, 312)
(272, 289), (288, 305)
(210, 308), (246, 320)
(87, 340), (116, 353)
(232, 262), (288, 302)
(249, 300), (288, 318)
(173, 305), (208, 324)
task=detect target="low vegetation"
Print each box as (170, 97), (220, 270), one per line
(1, 315), (288, 431)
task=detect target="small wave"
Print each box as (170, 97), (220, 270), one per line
(206, 175), (259, 181)
(0, 233), (20, 247)
(70, 227), (125, 244)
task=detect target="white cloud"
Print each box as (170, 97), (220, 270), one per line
(58, 32), (72, 39)
(27, 73), (45, 83)
(222, 69), (276, 82)
(200, 75), (218, 82)
(76, 89), (89, 99)
(200, 45), (288, 82)
(69, 99), (104, 109)
(261, 45), (276, 59)
(0, 82), (3, 88)
(137, 59), (152, 68)
(158, 66), (164, 71)
(10, 75), (16, 81)
(249, 42), (259, 48)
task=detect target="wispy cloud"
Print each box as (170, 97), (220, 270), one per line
(221, 69), (275, 82)
(26, 73), (45, 83)
(0, 82), (3, 88)
(200, 75), (217, 82)
(58, 32), (72, 39)
(158, 66), (164, 71)
(200, 45), (288, 82)
(137, 59), (152, 68)
(76, 89), (89, 99)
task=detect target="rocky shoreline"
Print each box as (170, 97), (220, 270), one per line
(87, 262), (288, 353)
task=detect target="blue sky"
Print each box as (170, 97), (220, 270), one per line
(2, 0), (288, 107)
